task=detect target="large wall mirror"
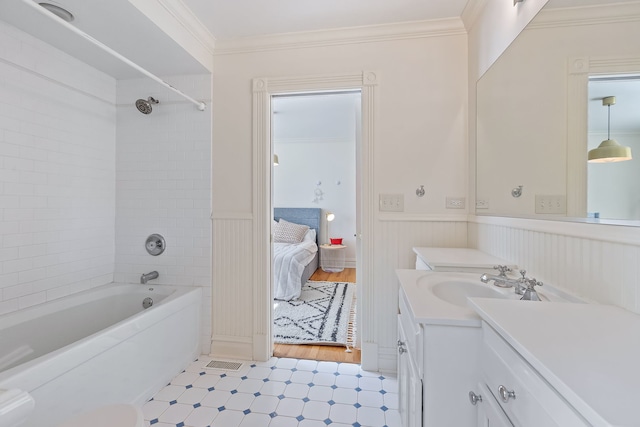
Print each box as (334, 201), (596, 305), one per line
(476, 0), (640, 224)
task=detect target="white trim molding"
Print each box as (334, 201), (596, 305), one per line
(531, 2), (640, 30)
(252, 71), (378, 365)
(216, 19), (465, 56)
(471, 215), (640, 246)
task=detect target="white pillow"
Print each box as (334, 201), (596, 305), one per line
(274, 219), (309, 244)
(302, 228), (316, 243)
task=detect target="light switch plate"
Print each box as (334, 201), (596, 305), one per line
(379, 194), (404, 212)
(446, 197), (465, 209)
(535, 195), (566, 214)
(476, 199), (490, 209)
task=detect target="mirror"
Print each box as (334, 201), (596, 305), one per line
(476, 0), (640, 223)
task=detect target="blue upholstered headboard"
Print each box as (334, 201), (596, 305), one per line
(274, 208), (321, 241)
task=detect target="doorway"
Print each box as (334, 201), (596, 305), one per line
(251, 71), (378, 370)
(271, 91), (361, 363)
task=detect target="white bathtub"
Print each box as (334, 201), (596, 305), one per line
(0, 283), (201, 427)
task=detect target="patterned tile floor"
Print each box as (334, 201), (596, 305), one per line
(143, 356), (399, 427)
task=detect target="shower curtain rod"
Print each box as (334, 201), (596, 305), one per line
(21, 0), (207, 111)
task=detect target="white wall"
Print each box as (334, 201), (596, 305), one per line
(0, 21), (116, 315)
(273, 93), (358, 263)
(115, 75), (212, 353)
(212, 23), (469, 367)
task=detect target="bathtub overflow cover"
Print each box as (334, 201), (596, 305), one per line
(142, 297), (153, 309)
(145, 234), (166, 256)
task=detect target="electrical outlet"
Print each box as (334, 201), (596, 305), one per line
(476, 199), (490, 209)
(446, 197), (465, 209)
(379, 194), (404, 212)
(535, 195), (566, 214)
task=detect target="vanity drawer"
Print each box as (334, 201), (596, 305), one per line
(481, 324), (588, 427)
(398, 290), (423, 372)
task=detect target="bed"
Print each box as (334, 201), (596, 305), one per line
(273, 208), (321, 300)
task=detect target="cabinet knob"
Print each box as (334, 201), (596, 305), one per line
(397, 340), (405, 347)
(498, 385), (516, 403)
(468, 391), (483, 406)
(398, 346), (407, 354)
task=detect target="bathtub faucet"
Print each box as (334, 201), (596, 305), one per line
(140, 271), (159, 284)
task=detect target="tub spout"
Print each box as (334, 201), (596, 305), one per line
(140, 271), (159, 284)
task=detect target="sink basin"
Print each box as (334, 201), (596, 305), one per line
(430, 281), (509, 307)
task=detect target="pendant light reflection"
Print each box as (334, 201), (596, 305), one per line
(273, 154), (279, 166)
(588, 96), (632, 163)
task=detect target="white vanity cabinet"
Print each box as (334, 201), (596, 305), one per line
(476, 323), (589, 427)
(397, 287), (482, 427)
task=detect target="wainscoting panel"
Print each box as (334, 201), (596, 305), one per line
(469, 219), (640, 314)
(212, 217), (254, 357)
(374, 218), (468, 371)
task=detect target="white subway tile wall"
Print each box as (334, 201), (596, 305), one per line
(115, 75), (212, 353)
(0, 22), (213, 355)
(0, 21), (116, 314)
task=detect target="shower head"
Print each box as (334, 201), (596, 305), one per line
(135, 97), (159, 115)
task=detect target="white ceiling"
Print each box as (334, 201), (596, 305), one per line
(0, 0), (633, 82)
(0, 0), (209, 79)
(182, 0), (471, 40)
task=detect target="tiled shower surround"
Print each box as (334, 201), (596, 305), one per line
(0, 21), (212, 353)
(144, 357), (399, 427)
(115, 75), (212, 354)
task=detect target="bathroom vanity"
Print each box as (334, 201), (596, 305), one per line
(469, 299), (640, 427)
(396, 247), (585, 427)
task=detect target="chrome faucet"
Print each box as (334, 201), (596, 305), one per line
(140, 271), (159, 284)
(520, 277), (543, 301)
(480, 265), (520, 288)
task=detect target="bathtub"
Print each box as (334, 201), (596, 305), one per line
(0, 283), (201, 427)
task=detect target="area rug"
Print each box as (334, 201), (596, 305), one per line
(273, 281), (354, 345)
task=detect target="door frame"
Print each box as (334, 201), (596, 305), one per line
(251, 71), (379, 369)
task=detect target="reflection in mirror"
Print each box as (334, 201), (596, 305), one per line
(588, 77), (640, 220)
(476, 0), (640, 223)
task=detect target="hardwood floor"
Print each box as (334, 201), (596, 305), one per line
(308, 267), (356, 283)
(273, 267), (360, 364)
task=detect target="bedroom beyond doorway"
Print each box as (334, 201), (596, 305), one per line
(271, 90), (361, 364)
(274, 268), (359, 363)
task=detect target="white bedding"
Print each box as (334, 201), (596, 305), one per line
(273, 240), (318, 300)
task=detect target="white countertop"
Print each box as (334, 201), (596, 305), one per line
(469, 298), (640, 427)
(413, 247), (517, 270)
(397, 270), (486, 326)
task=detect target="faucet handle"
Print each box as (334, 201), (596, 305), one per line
(524, 277), (543, 288)
(519, 269), (527, 279)
(494, 265), (512, 277)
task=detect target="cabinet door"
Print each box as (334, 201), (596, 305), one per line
(398, 316), (410, 427)
(476, 383), (513, 427)
(398, 315), (423, 427)
(407, 350), (423, 427)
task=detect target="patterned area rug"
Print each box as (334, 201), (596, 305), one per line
(273, 281), (354, 345)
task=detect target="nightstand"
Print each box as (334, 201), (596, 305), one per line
(319, 244), (346, 273)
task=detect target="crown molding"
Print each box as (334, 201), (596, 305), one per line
(460, 0), (489, 32)
(214, 18), (466, 56)
(155, 0), (217, 54)
(529, 1), (640, 30)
